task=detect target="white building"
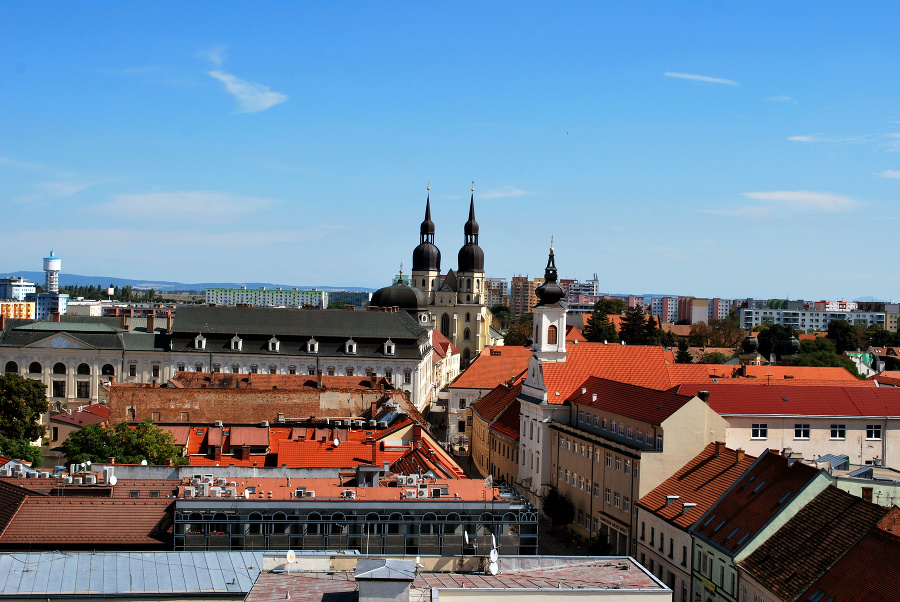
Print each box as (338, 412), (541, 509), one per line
(651, 297), (677, 324)
(739, 307), (885, 332)
(206, 287), (328, 307)
(0, 277), (36, 301)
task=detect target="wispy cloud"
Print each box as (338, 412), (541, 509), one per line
(742, 190), (857, 212)
(788, 133), (872, 144)
(35, 179), (120, 198)
(877, 170), (900, 179)
(0, 156), (70, 176)
(480, 185), (533, 199)
(208, 70), (288, 113)
(664, 72), (739, 86)
(197, 45), (227, 66)
(93, 190), (278, 224)
(766, 95), (796, 103)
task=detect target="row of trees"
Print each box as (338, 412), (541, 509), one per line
(0, 374), (48, 466)
(61, 419), (187, 465)
(59, 284), (166, 303)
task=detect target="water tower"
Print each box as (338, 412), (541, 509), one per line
(43, 250), (61, 294)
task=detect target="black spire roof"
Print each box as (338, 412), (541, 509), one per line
(534, 246), (565, 306)
(412, 194), (441, 272)
(458, 194), (484, 272)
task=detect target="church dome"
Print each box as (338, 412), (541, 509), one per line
(783, 334), (801, 356)
(457, 194), (484, 272)
(412, 195), (441, 272)
(370, 278), (427, 311)
(741, 334), (759, 354)
(534, 246), (565, 306)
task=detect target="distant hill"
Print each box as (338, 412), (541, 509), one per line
(3, 271), (374, 293)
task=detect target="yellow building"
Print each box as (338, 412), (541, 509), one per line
(0, 301), (36, 320)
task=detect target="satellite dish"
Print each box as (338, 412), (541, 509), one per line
(464, 531), (470, 545)
(109, 475), (118, 486)
(333, 439), (340, 447)
(286, 550), (296, 563)
(489, 548), (499, 563)
(487, 561), (499, 576)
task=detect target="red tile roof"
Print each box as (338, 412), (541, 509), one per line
(870, 370), (900, 387)
(692, 451), (823, 555)
(449, 346), (532, 390)
(0, 497), (172, 548)
(230, 426), (270, 447)
(431, 330), (460, 360)
(797, 521), (900, 602)
(50, 408), (109, 428)
(565, 325), (587, 342)
(677, 383), (900, 417)
(490, 397), (521, 441)
(739, 486), (889, 601)
(741, 365), (862, 382)
(637, 443), (756, 529)
(568, 377), (695, 425)
(472, 380), (524, 423)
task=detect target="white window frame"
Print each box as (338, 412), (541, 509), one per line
(195, 334), (206, 350)
(867, 424), (883, 441)
(830, 424), (846, 440)
(794, 423), (810, 440)
(751, 423), (768, 440)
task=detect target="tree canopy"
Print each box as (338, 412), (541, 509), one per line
(697, 352), (731, 365)
(826, 320), (866, 355)
(675, 339), (693, 363)
(794, 338), (863, 379)
(753, 324), (800, 360)
(542, 487), (575, 533)
(503, 314), (533, 347)
(61, 419), (187, 465)
(326, 300), (345, 309)
(592, 297), (627, 316)
(0, 373), (48, 443)
(583, 311), (618, 343)
(490, 305), (512, 331)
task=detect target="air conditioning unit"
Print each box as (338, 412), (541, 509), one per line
(183, 487), (195, 498)
(368, 420), (377, 427)
(216, 477), (227, 486)
(74, 477), (83, 485)
(209, 488), (222, 498)
(407, 475), (419, 486)
(26, 471), (39, 479)
(214, 420), (223, 427)
(62, 475), (73, 485)
(333, 420), (343, 427)
(38, 471), (49, 479)
(305, 490), (315, 498)
(84, 475), (97, 485)
(200, 483), (211, 497)
(0, 467), (11, 477)
(405, 488), (417, 498)
(191, 477), (201, 485)
(377, 421), (389, 429)
(224, 488), (236, 498)
(261, 420), (270, 427)
(295, 488), (306, 498)
(341, 489), (356, 499)
(397, 476), (409, 486)
(416, 489), (427, 498)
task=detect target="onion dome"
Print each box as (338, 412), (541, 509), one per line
(370, 277), (427, 311)
(741, 334), (759, 354)
(457, 194), (484, 272)
(783, 334), (801, 356)
(534, 246), (565, 306)
(412, 195), (441, 272)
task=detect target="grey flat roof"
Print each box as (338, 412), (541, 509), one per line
(0, 551), (263, 598)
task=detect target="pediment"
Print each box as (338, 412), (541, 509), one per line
(25, 333), (95, 350)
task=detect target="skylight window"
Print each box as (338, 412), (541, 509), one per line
(714, 520), (726, 533)
(736, 532), (750, 546)
(703, 514), (717, 527)
(725, 527), (739, 540)
(777, 491), (793, 505)
(752, 480), (767, 494)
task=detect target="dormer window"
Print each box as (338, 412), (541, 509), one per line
(231, 336), (242, 351)
(345, 339), (357, 354)
(384, 339), (395, 356)
(195, 334), (206, 350)
(307, 338), (318, 354)
(268, 336), (280, 352)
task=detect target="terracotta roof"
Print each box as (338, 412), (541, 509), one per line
(677, 383), (900, 417)
(431, 330), (460, 360)
(472, 380), (523, 423)
(50, 408), (109, 427)
(229, 426), (270, 447)
(489, 397), (521, 441)
(0, 497), (172, 548)
(870, 370), (900, 387)
(162, 425), (191, 445)
(738, 486), (888, 601)
(449, 346), (531, 390)
(797, 520), (900, 602)
(692, 451), (823, 555)
(569, 377), (695, 424)
(565, 325), (587, 342)
(741, 365), (861, 382)
(637, 443), (756, 529)
(0, 481), (34, 536)
(660, 324), (691, 337)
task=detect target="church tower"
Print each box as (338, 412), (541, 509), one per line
(455, 192), (487, 367)
(531, 245), (567, 363)
(411, 190), (441, 304)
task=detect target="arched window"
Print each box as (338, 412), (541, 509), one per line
(5, 361), (18, 373)
(53, 362), (66, 374)
(464, 328), (471, 341)
(101, 364), (115, 376)
(440, 314), (450, 337)
(465, 312), (471, 322)
(421, 278), (426, 287)
(29, 362), (42, 374)
(547, 325), (558, 345)
(77, 363), (90, 375)
(463, 348), (471, 367)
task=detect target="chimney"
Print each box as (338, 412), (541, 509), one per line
(146, 314), (155, 333)
(681, 502), (697, 515)
(371, 400), (377, 418)
(120, 314), (127, 330)
(108, 457), (115, 464)
(167, 312), (173, 332)
(355, 559), (416, 602)
(714, 441), (726, 457)
(0, 314), (5, 331)
(735, 448), (745, 464)
(241, 446), (250, 461)
(214, 446), (222, 461)
(317, 369), (324, 390)
(665, 495), (680, 506)
(52, 311), (61, 322)
(698, 390), (710, 404)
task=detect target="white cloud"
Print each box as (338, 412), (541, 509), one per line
(877, 170), (900, 179)
(197, 45), (227, 66)
(35, 179), (120, 198)
(480, 185), (532, 199)
(94, 190), (278, 224)
(766, 95), (796, 103)
(741, 190), (857, 212)
(208, 70), (288, 113)
(663, 72), (739, 86)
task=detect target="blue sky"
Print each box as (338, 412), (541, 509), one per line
(2, 2), (899, 300)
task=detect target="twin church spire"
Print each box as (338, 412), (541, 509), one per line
(412, 187), (483, 274)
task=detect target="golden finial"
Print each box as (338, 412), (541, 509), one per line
(427, 180), (430, 192)
(471, 180), (475, 192)
(550, 235), (554, 253)
(399, 262), (403, 275)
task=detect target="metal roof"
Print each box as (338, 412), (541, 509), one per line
(12, 322), (120, 333)
(0, 551), (263, 598)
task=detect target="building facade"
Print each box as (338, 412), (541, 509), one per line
(739, 306), (886, 332)
(0, 277), (36, 301)
(206, 287), (328, 308)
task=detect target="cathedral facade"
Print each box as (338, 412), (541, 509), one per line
(411, 193), (492, 369)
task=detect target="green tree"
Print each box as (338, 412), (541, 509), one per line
(490, 305), (512, 330)
(707, 318), (744, 348)
(583, 311), (619, 343)
(827, 319), (866, 355)
(795, 338), (863, 379)
(688, 322), (710, 347)
(619, 304), (649, 345)
(593, 297), (627, 316)
(0, 434), (43, 467)
(504, 314), (533, 347)
(754, 324), (800, 361)
(62, 419), (187, 465)
(697, 352), (730, 364)
(542, 487), (575, 534)
(866, 326), (898, 348)
(675, 339), (693, 363)
(0, 373), (48, 442)
(326, 300), (346, 309)
(644, 314), (661, 345)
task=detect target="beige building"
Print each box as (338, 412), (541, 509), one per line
(509, 276), (543, 320)
(0, 302), (35, 320)
(469, 381), (521, 484)
(550, 377), (728, 556)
